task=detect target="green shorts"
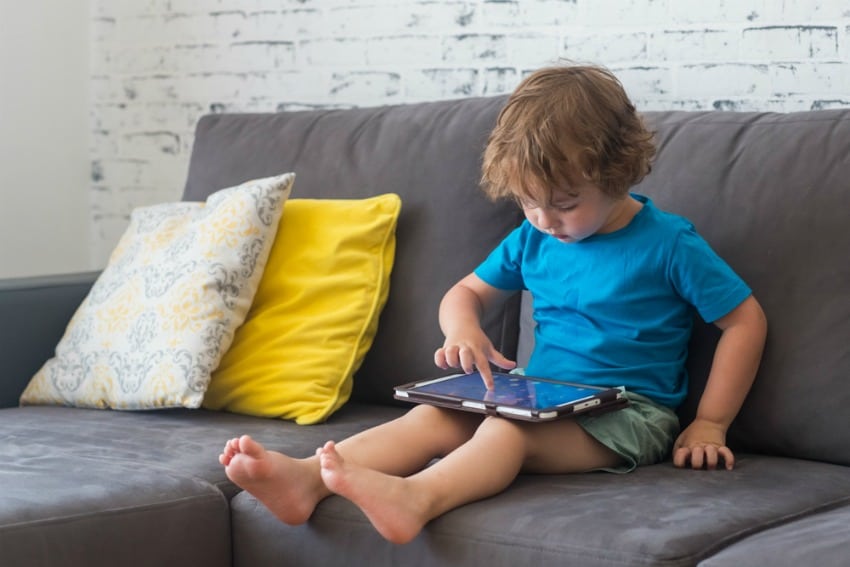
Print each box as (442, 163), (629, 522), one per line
(509, 369), (680, 473)
(575, 391), (680, 473)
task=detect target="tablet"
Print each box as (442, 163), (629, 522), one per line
(394, 371), (628, 422)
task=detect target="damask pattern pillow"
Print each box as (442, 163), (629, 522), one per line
(20, 173), (295, 410)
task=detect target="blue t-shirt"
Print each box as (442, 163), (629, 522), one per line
(474, 195), (751, 408)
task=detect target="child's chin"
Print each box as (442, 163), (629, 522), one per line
(551, 234), (577, 243)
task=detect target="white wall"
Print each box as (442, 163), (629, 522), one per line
(0, 1), (91, 278)
(13, 0), (844, 269)
(88, 0), (850, 266)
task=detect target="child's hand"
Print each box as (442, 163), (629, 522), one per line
(435, 273), (517, 389)
(434, 332), (516, 390)
(672, 418), (735, 470)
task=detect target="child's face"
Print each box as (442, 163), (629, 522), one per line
(519, 182), (632, 244)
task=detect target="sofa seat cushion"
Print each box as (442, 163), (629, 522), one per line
(0, 403), (407, 565)
(698, 504), (850, 566)
(1, 404), (406, 498)
(230, 455), (850, 567)
(1, 453), (230, 567)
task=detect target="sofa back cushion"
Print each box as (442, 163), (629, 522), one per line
(635, 110), (850, 466)
(183, 97), (521, 405)
(186, 100), (850, 467)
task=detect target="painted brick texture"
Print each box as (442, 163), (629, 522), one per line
(90, 0), (850, 264)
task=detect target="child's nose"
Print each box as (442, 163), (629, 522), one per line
(537, 209), (559, 228)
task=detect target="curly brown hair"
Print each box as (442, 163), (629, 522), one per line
(481, 64), (656, 204)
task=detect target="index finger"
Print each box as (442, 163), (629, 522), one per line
(476, 359), (495, 390)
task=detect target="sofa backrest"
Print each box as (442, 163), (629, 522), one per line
(520, 109), (850, 467)
(185, 101), (850, 467)
(183, 97), (521, 406)
(634, 110), (850, 467)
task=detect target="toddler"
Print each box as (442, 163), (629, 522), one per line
(219, 64), (767, 545)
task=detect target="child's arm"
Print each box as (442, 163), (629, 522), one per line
(673, 295), (767, 470)
(434, 273), (517, 389)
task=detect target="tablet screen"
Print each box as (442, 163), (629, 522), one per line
(411, 372), (599, 410)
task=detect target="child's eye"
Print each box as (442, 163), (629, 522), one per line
(556, 204), (577, 212)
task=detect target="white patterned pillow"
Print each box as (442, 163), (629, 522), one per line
(20, 173), (294, 410)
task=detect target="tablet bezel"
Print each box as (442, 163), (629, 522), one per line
(394, 371), (628, 422)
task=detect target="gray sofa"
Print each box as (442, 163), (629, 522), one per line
(2, 96), (849, 567)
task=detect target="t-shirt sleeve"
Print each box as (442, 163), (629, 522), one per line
(669, 227), (752, 323)
(473, 223), (527, 291)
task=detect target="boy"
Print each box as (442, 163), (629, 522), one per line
(219, 64), (767, 545)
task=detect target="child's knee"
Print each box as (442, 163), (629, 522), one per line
(478, 415), (525, 441)
(407, 403), (445, 420)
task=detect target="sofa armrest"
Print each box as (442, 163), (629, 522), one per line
(0, 271), (98, 408)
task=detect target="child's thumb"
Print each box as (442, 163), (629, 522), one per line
(489, 350), (517, 370)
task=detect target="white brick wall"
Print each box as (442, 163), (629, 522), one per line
(90, 0), (850, 265)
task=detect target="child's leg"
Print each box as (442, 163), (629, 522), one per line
(335, 403), (483, 476)
(319, 415), (621, 544)
(219, 404), (482, 526)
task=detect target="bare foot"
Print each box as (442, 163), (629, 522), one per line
(318, 441), (429, 544)
(219, 435), (327, 525)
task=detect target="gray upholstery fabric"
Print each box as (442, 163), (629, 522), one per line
(516, 291), (535, 368)
(231, 456), (850, 567)
(3, 458), (230, 567)
(0, 272), (98, 408)
(0, 403), (404, 567)
(698, 504), (850, 567)
(183, 98), (524, 405)
(2, 404), (403, 497)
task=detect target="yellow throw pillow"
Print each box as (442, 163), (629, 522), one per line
(203, 193), (401, 424)
(21, 173), (295, 410)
